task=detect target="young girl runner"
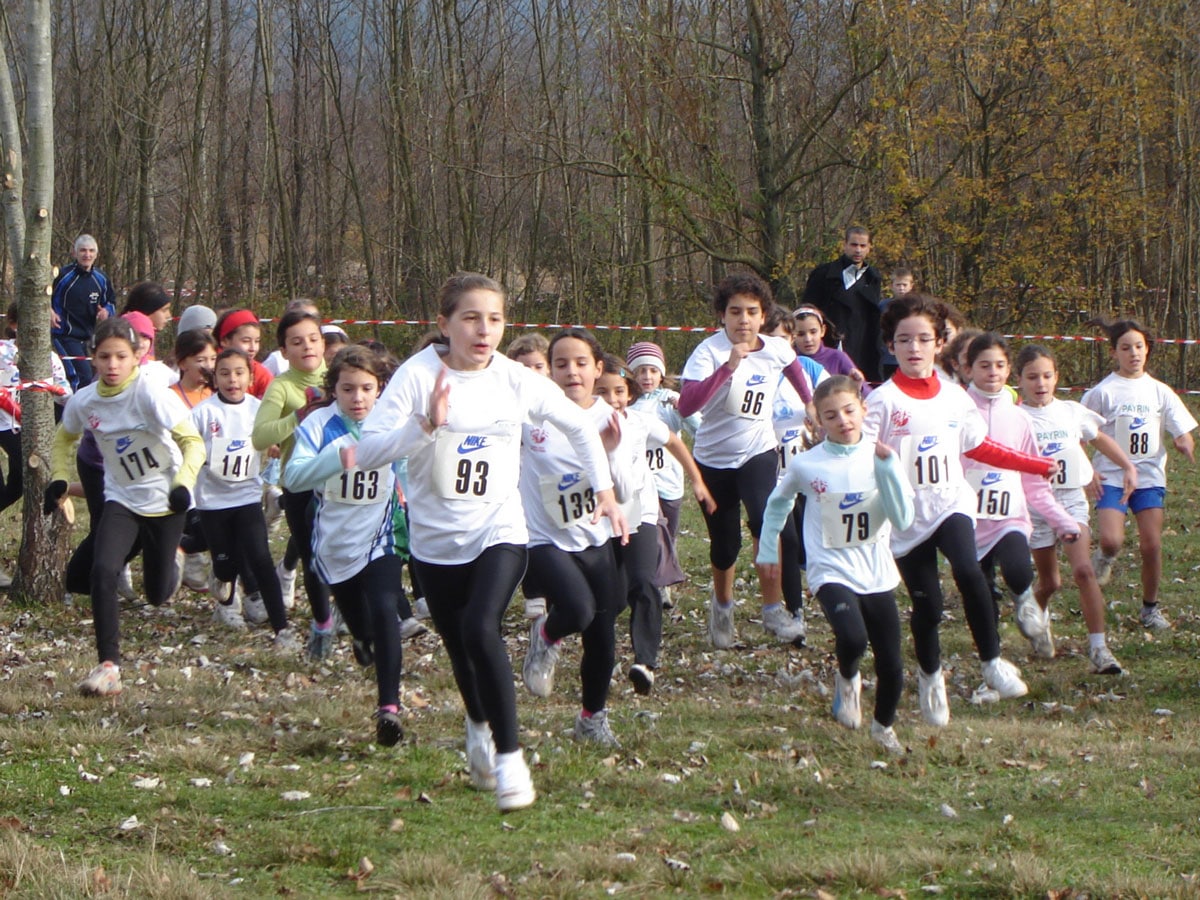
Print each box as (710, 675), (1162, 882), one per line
(251, 309), (331, 657)
(595, 352), (713, 695)
(286, 345), (409, 746)
(1015, 344), (1137, 674)
(346, 273), (626, 811)
(758, 376), (914, 754)
(678, 272), (814, 648)
(962, 334), (1080, 660)
(170, 330), (217, 409)
(519, 333), (633, 746)
(190, 348), (294, 645)
(791, 305), (865, 384)
(862, 294), (1056, 725)
(1081, 319), (1197, 630)
(47, 317), (205, 696)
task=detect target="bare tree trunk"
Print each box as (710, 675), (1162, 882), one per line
(0, 0), (71, 604)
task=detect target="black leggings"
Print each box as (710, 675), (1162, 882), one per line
(412, 543), (527, 753)
(91, 502), (186, 664)
(331, 554), (405, 709)
(0, 428), (22, 514)
(199, 503), (286, 632)
(816, 584), (904, 727)
(529, 541), (621, 714)
(895, 513), (1000, 673)
(614, 524), (661, 668)
(698, 449), (803, 601)
(66, 455), (139, 595)
(980, 531), (1034, 599)
(282, 489), (330, 622)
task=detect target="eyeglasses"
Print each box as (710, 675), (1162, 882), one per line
(893, 335), (938, 347)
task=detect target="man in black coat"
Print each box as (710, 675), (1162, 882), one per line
(800, 226), (883, 381)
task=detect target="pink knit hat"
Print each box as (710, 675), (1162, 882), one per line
(626, 341), (666, 376)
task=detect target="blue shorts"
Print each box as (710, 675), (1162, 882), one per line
(1096, 484), (1165, 514)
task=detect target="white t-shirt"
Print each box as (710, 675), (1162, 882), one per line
(1082, 372), (1197, 490)
(190, 394), (265, 510)
(355, 345), (613, 565)
(862, 379), (989, 557)
(0, 339), (72, 432)
(1022, 398), (1103, 501)
(520, 399), (628, 550)
(682, 331), (804, 469)
(61, 371), (189, 514)
(629, 388), (698, 502)
(618, 407), (671, 528)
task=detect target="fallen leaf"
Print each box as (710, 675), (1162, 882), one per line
(720, 812), (740, 832)
(280, 791), (311, 802)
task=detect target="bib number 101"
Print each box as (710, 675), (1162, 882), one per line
(913, 453), (949, 485)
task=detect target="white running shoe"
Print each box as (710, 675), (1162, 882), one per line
(466, 717), (497, 791)
(832, 672), (862, 730)
(524, 596), (546, 619)
(181, 552), (210, 592)
(272, 627), (301, 653)
(168, 549), (185, 600)
(981, 657), (1029, 699)
(117, 564), (137, 600)
(522, 615), (559, 698)
(1091, 549), (1114, 587)
(213, 601), (247, 630)
(917, 667), (950, 727)
(1031, 608), (1055, 659)
(870, 720), (905, 756)
(1014, 588), (1046, 642)
(412, 597), (430, 620)
(629, 663), (655, 695)
(494, 750), (536, 811)
(1088, 644), (1123, 675)
(761, 604), (806, 644)
(242, 591), (269, 626)
(276, 561), (297, 610)
(263, 485), (286, 530)
(78, 661), (122, 696)
(1139, 604), (1171, 631)
(574, 709), (621, 748)
(707, 594), (736, 649)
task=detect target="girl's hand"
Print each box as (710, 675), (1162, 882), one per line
(267, 444), (282, 459)
(1058, 528), (1080, 544)
(340, 445), (357, 469)
(1085, 473), (1102, 502)
(1173, 432), (1196, 463)
(692, 477), (717, 514)
(1119, 466), (1138, 505)
(662, 389), (680, 409)
(849, 368), (865, 384)
(874, 441), (895, 460)
(725, 343), (750, 371)
(601, 411), (622, 454)
(592, 488), (630, 544)
(428, 367), (450, 429)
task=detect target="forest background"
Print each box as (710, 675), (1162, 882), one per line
(4, 0), (1200, 381)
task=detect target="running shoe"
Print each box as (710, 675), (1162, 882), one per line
(276, 560), (297, 610)
(306, 621), (335, 662)
(1031, 608), (1055, 660)
(832, 671), (862, 730)
(1088, 644), (1123, 675)
(272, 627), (301, 653)
(374, 709), (404, 747)
(522, 614), (559, 698)
(213, 601), (247, 630)
(466, 717), (497, 791)
(762, 603), (805, 645)
(352, 638), (374, 667)
(78, 661), (122, 697)
(917, 667), (950, 727)
(399, 616), (428, 640)
(707, 594), (736, 649)
(981, 657), (1029, 699)
(241, 591), (269, 626)
(1139, 604), (1171, 631)
(117, 564), (137, 600)
(494, 750), (536, 811)
(629, 664), (655, 696)
(574, 709), (621, 748)
(1013, 588), (1046, 642)
(870, 720), (905, 756)
(412, 597), (430, 620)
(181, 552), (210, 592)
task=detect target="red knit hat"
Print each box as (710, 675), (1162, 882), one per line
(626, 341), (666, 376)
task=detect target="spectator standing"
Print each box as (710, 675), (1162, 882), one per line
(801, 226), (883, 382)
(51, 234), (116, 391)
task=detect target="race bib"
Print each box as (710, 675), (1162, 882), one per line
(432, 429), (517, 503)
(777, 428), (805, 473)
(1117, 414), (1160, 459)
(725, 368), (771, 420)
(1041, 441), (1084, 489)
(539, 471), (596, 529)
(100, 431), (172, 487)
(210, 437), (259, 483)
(966, 468), (1020, 520)
(818, 490), (884, 549)
(899, 433), (959, 491)
(324, 466), (387, 506)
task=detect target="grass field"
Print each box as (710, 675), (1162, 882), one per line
(3, 439), (1200, 898)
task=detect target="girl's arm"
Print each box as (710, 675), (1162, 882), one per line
(964, 437), (1056, 478)
(251, 380), (299, 451)
(874, 442), (914, 530)
(1089, 432), (1138, 503)
(170, 419), (206, 491)
(1173, 431), (1196, 463)
(286, 417), (352, 492)
(755, 466), (803, 578)
(781, 359), (814, 404)
(664, 431), (715, 513)
(351, 367), (444, 470)
(49, 424), (82, 484)
(678, 367), (731, 417)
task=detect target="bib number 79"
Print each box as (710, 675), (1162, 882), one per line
(842, 511), (870, 543)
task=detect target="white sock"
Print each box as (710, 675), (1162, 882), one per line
(1088, 632), (1107, 651)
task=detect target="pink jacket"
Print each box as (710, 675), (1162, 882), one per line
(964, 386), (1078, 555)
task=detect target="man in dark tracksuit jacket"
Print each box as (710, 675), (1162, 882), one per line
(800, 226), (883, 382)
(51, 234), (116, 390)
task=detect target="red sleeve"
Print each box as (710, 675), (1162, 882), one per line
(678, 366), (732, 417)
(965, 436), (1055, 477)
(782, 359), (813, 404)
(0, 388), (20, 424)
(251, 360), (273, 399)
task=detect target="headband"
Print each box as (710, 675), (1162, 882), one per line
(217, 310), (260, 342)
(793, 305), (824, 324)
